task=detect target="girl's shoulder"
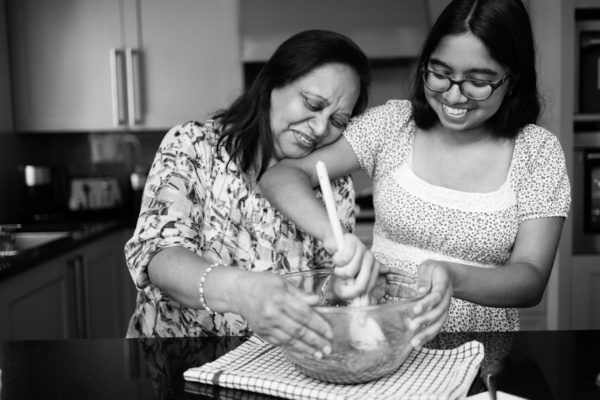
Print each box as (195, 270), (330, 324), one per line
(515, 124), (566, 161)
(358, 99), (413, 122)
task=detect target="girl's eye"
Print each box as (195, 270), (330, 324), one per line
(468, 80), (491, 88)
(432, 70), (451, 78)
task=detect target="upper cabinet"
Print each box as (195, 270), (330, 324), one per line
(7, 0), (242, 132)
(0, 0), (13, 132)
(240, 0), (437, 62)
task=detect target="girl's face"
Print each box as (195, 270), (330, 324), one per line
(424, 32), (510, 136)
(269, 63), (360, 164)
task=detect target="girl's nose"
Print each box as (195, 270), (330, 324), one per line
(443, 82), (468, 104)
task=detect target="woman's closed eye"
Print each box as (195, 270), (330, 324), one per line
(304, 96), (348, 129)
(330, 116), (348, 129)
(304, 96), (323, 112)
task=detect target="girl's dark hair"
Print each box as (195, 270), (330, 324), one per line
(213, 29), (371, 180)
(410, 0), (541, 139)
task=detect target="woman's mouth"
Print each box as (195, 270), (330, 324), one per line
(293, 130), (316, 148)
(442, 104), (469, 118)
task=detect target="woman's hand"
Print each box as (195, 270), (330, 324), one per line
(408, 260), (454, 348)
(324, 232), (381, 300)
(233, 271), (333, 359)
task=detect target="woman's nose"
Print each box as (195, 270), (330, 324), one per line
(309, 114), (329, 137)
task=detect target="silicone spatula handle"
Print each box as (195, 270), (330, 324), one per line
(315, 161), (345, 251)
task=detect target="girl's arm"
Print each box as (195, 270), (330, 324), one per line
(261, 136), (361, 240)
(260, 136), (379, 298)
(409, 216), (564, 347)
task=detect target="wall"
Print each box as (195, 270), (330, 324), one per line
(528, 0), (575, 330)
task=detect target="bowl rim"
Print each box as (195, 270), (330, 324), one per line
(283, 268), (426, 313)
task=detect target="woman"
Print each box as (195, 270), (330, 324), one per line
(261, 0), (571, 348)
(124, 30), (372, 359)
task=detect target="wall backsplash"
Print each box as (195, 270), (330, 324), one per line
(0, 131), (165, 224)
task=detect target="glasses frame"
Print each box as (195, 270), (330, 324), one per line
(421, 68), (510, 101)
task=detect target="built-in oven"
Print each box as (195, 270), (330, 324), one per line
(573, 134), (600, 253)
(573, 12), (600, 253)
(575, 12), (600, 117)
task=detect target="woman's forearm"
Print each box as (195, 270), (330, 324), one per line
(147, 246), (248, 313)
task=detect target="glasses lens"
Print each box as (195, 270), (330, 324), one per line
(462, 81), (493, 100)
(423, 71), (451, 92)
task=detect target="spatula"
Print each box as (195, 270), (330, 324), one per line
(315, 161), (386, 350)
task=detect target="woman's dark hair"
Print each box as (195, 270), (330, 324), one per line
(410, 0), (541, 139)
(213, 29), (371, 180)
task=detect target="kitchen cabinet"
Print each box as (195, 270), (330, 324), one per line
(572, 255), (600, 330)
(0, 0), (12, 132)
(0, 228), (134, 340)
(7, 0), (241, 132)
(0, 251), (76, 340)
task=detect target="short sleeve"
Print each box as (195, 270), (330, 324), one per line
(516, 126), (571, 223)
(343, 100), (413, 181)
(124, 121), (216, 290)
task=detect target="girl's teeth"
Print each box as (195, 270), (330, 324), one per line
(443, 104), (468, 116)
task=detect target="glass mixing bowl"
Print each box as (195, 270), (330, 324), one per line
(282, 268), (424, 384)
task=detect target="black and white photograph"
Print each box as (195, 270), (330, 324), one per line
(0, 1), (598, 399)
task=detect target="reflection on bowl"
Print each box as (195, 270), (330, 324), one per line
(282, 268), (423, 384)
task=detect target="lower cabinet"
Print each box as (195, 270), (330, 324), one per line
(0, 252), (76, 339)
(572, 255), (600, 330)
(0, 228), (137, 340)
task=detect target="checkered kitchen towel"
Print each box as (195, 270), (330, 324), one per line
(184, 335), (484, 400)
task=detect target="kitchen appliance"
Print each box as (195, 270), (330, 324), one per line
(19, 165), (68, 222)
(573, 134), (600, 253)
(68, 176), (122, 212)
(576, 15), (600, 114)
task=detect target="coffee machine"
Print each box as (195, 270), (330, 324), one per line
(20, 165), (69, 222)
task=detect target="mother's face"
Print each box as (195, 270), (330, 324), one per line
(269, 63), (360, 164)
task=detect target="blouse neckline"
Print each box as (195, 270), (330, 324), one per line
(405, 122), (517, 197)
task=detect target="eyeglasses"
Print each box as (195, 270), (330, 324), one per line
(421, 69), (510, 101)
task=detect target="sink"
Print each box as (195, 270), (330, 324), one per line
(14, 231), (70, 250)
(0, 231), (70, 256)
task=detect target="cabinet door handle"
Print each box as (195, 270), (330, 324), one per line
(71, 255), (86, 339)
(110, 48), (126, 126)
(126, 48), (142, 125)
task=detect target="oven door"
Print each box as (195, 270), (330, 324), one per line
(573, 150), (600, 253)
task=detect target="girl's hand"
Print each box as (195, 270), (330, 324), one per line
(408, 260), (454, 348)
(323, 232), (381, 300)
(234, 271), (333, 359)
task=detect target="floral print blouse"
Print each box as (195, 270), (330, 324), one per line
(124, 120), (356, 338)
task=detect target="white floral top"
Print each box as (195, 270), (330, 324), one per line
(344, 100), (571, 332)
(125, 121), (356, 337)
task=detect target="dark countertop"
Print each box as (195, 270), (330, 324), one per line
(0, 219), (133, 279)
(0, 331), (598, 399)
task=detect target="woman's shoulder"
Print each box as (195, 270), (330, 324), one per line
(164, 120), (220, 145)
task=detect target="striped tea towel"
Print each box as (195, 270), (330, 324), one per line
(184, 335), (484, 400)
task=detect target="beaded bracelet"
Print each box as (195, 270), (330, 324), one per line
(199, 262), (225, 313)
